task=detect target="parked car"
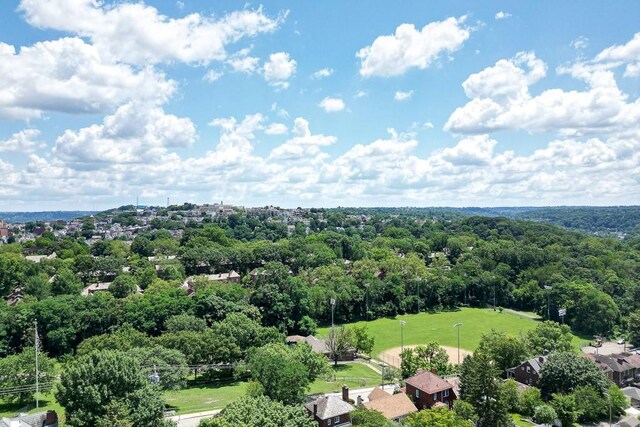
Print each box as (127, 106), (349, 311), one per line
(617, 338), (625, 345)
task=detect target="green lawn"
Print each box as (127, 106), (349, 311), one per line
(511, 413), (535, 426)
(309, 362), (382, 394)
(163, 380), (248, 414)
(318, 308), (542, 354)
(0, 391), (65, 422)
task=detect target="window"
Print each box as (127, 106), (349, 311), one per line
(433, 392), (438, 400)
(328, 420), (331, 426)
(443, 389), (449, 397)
(334, 416), (340, 423)
(526, 366), (531, 373)
(415, 389), (420, 398)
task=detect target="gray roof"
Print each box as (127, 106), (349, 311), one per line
(622, 386), (640, 401)
(305, 395), (355, 420)
(0, 412), (53, 427)
(616, 415), (640, 427)
(508, 355), (547, 373)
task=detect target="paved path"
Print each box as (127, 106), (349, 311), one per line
(167, 409), (221, 427)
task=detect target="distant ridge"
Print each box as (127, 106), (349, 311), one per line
(0, 211), (98, 224)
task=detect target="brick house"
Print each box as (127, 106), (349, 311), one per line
(404, 370), (456, 409)
(506, 355), (547, 387)
(584, 353), (639, 387)
(305, 389), (355, 427)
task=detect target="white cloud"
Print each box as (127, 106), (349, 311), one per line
(18, 0), (285, 66)
(53, 102), (196, 168)
(356, 16), (470, 77)
(423, 121), (434, 129)
(265, 123), (288, 135)
(394, 90), (414, 101)
(445, 51), (640, 137)
(263, 52), (296, 89)
(0, 38), (175, 120)
(440, 135), (497, 165)
(0, 129), (43, 153)
(312, 68), (334, 79)
(271, 102), (289, 118)
(269, 117), (336, 160)
(318, 97), (346, 112)
(203, 70), (223, 82)
(594, 32), (640, 78)
(570, 36), (589, 50)
(355, 91), (368, 98)
(495, 11), (511, 20)
(226, 48), (260, 74)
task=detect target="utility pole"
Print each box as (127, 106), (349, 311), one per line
(400, 320), (406, 354)
(34, 320), (39, 409)
(330, 298), (336, 329)
(454, 323), (463, 366)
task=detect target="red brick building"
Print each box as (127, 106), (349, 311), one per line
(404, 370), (456, 410)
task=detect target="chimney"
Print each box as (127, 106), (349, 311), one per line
(430, 368), (437, 375)
(538, 356), (544, 363)
(342, 385), (349, 402)
(357, 395), (363, 405)
(313, 403), (318, 416)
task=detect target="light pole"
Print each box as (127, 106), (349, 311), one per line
(605, 391), (612, 427)
(400, 320), (406, 354)
(364, 283), (369, 320)
(454, 323), (463, 366)
(544, 286), (553, 320)
(330, 298), (336, 329)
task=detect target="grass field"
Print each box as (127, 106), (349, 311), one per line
(309, 362), (381, 394)
(164, 380), (248, 414)
(0, 391), (64, 421)
(318, 308), (543, 355)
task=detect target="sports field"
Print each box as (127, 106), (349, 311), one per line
(318, 308), (542, 357)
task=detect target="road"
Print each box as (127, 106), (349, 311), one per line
(167, 409), (221, 427)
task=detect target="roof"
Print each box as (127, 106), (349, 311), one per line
(305, 395), (355, 420)
(367, 387), (392, 401)
(0, 411), (56, 427)
(616, 415), (640, 427)
(405, 370), (454, 394)
(622, 387), (640, 401)
(588, 353), (635, 373)
(509, 355), (547, 373)
(363, 392), (418, 420)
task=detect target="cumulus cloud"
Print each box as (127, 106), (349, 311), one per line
(0, 38), (175, 120)
(203, 70), (223, 82)
(394, 90), (414, 101)
(594, 32), (640, 77)
(53, 102), (196, 168)
(263, 52), (296, 89)
(269, 117), (336, 160)
(226, 48), (260, 74)
(356, 91), (368, 98)
(0, 129), (44, 153)
(445, 50), (640, 137)
(312, 68), (334, 79)
(18, 0), (285, 66)
(495, 11), (511, 20)
(318, 97), (346, 112)
(356, 16), (470, 77)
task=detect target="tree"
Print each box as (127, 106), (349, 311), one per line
(248, 343), (328, 404)
(500, 379), (520, 413)
(476, 330), (529, 374)
(165, 314), (207, 333)
(452, 400), (478, 425)
(628, 310), (640, 346)
(109, 274), (138, 298)
(351, 407), (394, 426)
(574, 386), (606, 423)
(607, 384), (630, 419)
(526, 321), (574, 354)
(519, 387), (542, 417)
(76, 324), (152, 355)
(326, 325), (354, 367)
(198, 396), (315, 427)
(458, 352), (512, 427)
(538, 352), (609, 396)
(400, 343), (453, 378)
(550, 393), (578, 427)
(129, 345), (189, 390)
(533, 405), (557, 427)
(404, 407), (474, 427)
(51, 267), (83, 295)
(0, 347), (55, 404)
(56, 350), (170, 427)
(352, 325), (375, 355)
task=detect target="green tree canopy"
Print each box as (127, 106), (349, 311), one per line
(198, 395), (315, 427)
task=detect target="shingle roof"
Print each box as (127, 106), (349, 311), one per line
(405, 370), (453, 394)
(616, 415), (640, 427)
(305, 395), (355, 420)
(363, 392), (418, 420)
(368, 387), (391, 401)
(621, 386), (640, 401)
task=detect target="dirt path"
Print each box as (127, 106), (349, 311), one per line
(378, 345), (472, 368)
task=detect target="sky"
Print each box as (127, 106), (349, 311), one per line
(0, 1), (639, 211)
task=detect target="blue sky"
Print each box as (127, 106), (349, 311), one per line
(0, 1), (639, 210)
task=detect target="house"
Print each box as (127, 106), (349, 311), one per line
(25, 252), (57, 263)
(81, 282), (142, 297)
(506, 355), (548, 387)
(0, 410), (58, 427)
(363, 387), (418, 422)
(6, 286), (24, 306)
(584, 353), (638, 387)
(621, 387), (640, 408)
(286, 335), (356, 362)
(305, 391), (355, 427)
(404, 369), (457, 409)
